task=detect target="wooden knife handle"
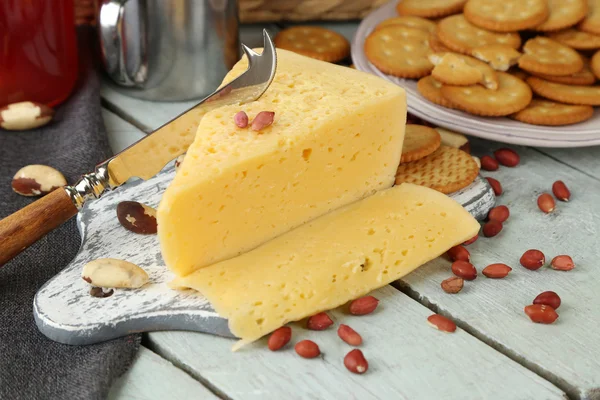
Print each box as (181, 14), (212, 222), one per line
(0, 188), (78, 266)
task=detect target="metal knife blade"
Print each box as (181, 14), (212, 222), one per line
(105, 30), (277, 188)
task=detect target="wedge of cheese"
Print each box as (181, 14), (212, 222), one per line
(172, 183), (480, 347)
(158, 49), (407, 276)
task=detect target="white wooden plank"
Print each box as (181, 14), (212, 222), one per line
(539, 147), (600, 182)
(398, 139), (600, 400)
(147, 286), (564, 400)
(108, 347), (218, 400)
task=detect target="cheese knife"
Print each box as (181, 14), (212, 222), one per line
(0, 30), (277, 267)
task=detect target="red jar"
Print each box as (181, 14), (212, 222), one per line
(0, 0), (79, 108)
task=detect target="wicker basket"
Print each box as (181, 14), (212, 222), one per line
(75, 0), (385, 25)
(240, 0), (387, 23)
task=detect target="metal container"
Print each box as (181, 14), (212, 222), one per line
(99, 0), (239, 101)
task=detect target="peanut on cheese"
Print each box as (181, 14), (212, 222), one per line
(157, 49), (407, 276)
(172, 184), (480, 349)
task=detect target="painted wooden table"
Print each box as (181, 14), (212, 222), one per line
(102, 23), (600, 400)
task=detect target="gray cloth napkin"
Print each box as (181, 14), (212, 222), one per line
(0, 28), (141, 400)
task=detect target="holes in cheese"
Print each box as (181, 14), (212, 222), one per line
(157, 49), (407, 276)
(171, 183), (480, 348)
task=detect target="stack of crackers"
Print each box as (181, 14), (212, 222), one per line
(365, 0), (600, 126)
(395, 123), (480, 194)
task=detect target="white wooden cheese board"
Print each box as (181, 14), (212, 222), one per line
(34, 165), (495, 345)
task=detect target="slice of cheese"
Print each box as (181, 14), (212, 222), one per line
(172, 183), (480, 347)
(158, 49), (407, 276)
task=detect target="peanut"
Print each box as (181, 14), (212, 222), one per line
(463, 234), (479, 246)
(488, 205), (509, 223)
(480, 155), (499, 171)
(349, 296), (379, 315)
(524, 304), (558, 324)
(533, 291), (561, 309)
(485, 177), (503, 196)
(451, 260), (477, 280)
(537, 193), (555, 213)
(234, 111), (249, 128)
(494, 148), (520, 167)
(344, 349), (369, 374)
(295, 340), (320, 358)
(307, 312), (334, 330)
(268, 327), (292, 351)
(251, 111), (275, 131)
(482, 220), (503, 237)
(427, 314), (457, 333)
(441, 276), (464, 294)
(552, 180), (570, 202)
(520, 249), (545, 270)
(447, 245), (470, 262)
(482, 263), (512, 278)
(338, 324), (362, 346)
(551, 255), (575, 271)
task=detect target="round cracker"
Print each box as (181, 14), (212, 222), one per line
(364, 26), (433, 78)
(518, 36), (584, 76)
(472, 45), (522, 71)
(395, 146), (480, 194)
(417, 76), (457, 108)
(376, 16), (437, 33)
(536, 0), (588, 32)
(429, 31), (452, 52)
(396, 0), (467, 19)
(430, 52), (499, 89)
(274, 26), (350, 63)
(512, 99), (594, 125)
(464, 0), (549, 32)
(430, 53), (483, 86)
(579, 0), (600, 35)
(441, 72), (532, 116)
(533, 58), (596, 85)
(592, 48), (600, 78)
(401, 125), (442, 163)
(548, 28), (600, 49)
(527, 76), (600, 105)
(437, 14), (522, 55)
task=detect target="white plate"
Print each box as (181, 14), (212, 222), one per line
(351, 1), (600, 148)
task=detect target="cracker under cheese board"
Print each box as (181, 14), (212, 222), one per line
(352, 0), (600, 147)
(34, 49), (494, 347)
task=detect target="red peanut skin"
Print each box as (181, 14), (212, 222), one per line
(524, 304), (558, 324)
(480, 155), (499, 171)
(268, 327), (292, 351)
(307, 312), (333, 330)
(485, 177), (503, 195)
(533, 291), (561, 309)
(451, 261), (477, 280)
(295, 340), (320, 358)
(520, 249), (545, 270)
(494, 148), (520, 167)
(427, 314), (457, 332)
(344, 349), (369, 374)
(483, 220), (503, 237)
(338, 324), (363, 346)
(349, 296), (379, 315)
